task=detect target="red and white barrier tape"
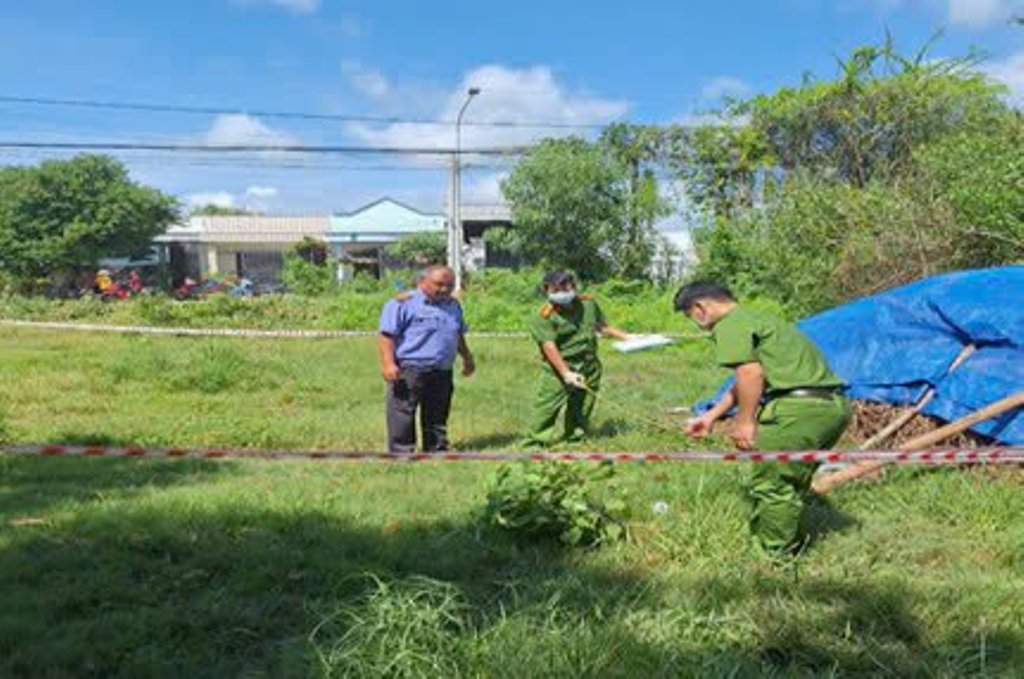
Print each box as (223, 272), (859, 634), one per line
(0, 319), (702, 341)
(0, 319), (379, 339)
(2, 444), (1022, 464)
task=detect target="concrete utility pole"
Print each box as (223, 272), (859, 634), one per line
(451, 86), (480, 291)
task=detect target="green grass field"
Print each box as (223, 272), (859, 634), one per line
(1, 327), (1022, 676)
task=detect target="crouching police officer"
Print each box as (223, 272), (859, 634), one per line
(524, 271), (630, 446)
(676, 281), (851, 554)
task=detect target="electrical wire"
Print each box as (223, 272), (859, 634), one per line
(0, 95), (612, 130)
(0, 140), (528, 156)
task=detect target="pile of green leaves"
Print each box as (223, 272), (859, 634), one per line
(482, 462), (628, 547)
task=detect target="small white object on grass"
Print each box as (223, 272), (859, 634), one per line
(652, 500), (669, 515)
(663, 406), (692, 415)
(815, 463), (850, 476)
(612, 334), (674, 353)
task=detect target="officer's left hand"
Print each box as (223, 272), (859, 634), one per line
(462, 353), (476, 377)
(730, 419), (758, 450)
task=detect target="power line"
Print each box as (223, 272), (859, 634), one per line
(0, 146), (514, 166)
(0, 157), (488, 173)
(0, 140), (529, 156)
(0, 95), (610, 130)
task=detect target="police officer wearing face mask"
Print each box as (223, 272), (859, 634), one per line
(524, 271), (630, 446)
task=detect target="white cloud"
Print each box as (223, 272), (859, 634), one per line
(185, 191), (235, 208)
(986, 50), (1024, 106)
(344, 64), (629, 152)
(853, 0), (1022, 27)
(947, 0), (1022, 27)
(234, 0), (320, 14)
(338, 14), (362, 38)
(204, 114), (298, 147)
(462, 172), (508, 204)
(701, 76), (753, 101)
(342, 61), (391, 100)
(246, 185), (279, 198)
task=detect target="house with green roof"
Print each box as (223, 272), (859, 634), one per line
(326, 197), (446, 280)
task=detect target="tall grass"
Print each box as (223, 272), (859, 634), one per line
(0, 268), (781, 332)
(0, 327), (1021, 676)
(311, 575), (472, 677)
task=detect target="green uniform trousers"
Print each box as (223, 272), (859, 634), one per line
(525, 359), (602, 446)
(747, 394), (851, 553)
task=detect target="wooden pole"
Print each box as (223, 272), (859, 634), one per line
(813, 390), (1024, 494)
(858, 344), (976, 451)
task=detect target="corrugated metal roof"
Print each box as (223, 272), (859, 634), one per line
(158, 215), (330, 244)
(328, 198), (445, 238)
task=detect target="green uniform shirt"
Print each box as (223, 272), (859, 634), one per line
(530, 296), (606, 361)
(712, 306), (841, 393)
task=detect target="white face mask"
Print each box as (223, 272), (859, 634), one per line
(547, 290), (577, 306)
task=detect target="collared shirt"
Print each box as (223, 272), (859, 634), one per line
(529, 296), (605, 361)
(379, 289), (468, 370)
(712, 306), (842, 393)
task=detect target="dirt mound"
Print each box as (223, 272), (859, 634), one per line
(845, 400), (990, 448)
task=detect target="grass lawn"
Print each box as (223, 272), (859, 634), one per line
(1, 327), (1022, 676)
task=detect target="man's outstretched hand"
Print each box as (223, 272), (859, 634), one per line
(685, 413), (716, 438)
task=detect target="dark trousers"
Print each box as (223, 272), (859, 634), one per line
(386, 367), (454, 453)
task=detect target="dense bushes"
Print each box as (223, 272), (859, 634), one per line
(0, 268), (719, 331)
(688, 44), (1023, 316)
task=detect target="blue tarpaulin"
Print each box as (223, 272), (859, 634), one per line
(695, 266), (1024, 444)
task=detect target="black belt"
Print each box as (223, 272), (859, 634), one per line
(400, 365), (451, 374)
(768, 387), (843, 400)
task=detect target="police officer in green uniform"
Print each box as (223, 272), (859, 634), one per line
(525, 271), (631, 446)
(675, 281), (851, 554)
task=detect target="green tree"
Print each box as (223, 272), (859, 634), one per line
(190, 204), (255, 216)
(661, 121), (771, 218)
(501, 137), (627, 281)
(669, 42), (1004, 221)
(684, 40), (1020, 313)
(0, 155), (178, 292)
(599, 124), (672, 279)
(746, 46), (1000, 186)
(292, 235), (328, 265)
(281, 237), (332, 295)
(916, 117), (1024, 266)
(383, 231), (447, 267)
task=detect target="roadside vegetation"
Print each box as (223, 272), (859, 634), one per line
(1, 37), (1022, 677)
(1, 328), (1022, 676)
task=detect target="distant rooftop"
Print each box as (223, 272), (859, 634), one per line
(157, 215), (329, 244)
(327, 197), (445, 241)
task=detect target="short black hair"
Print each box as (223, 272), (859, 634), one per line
(542, 270), (576, 288)
(673, 280), (736, 312)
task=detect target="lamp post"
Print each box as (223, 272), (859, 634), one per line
(451, 86), (480, 291)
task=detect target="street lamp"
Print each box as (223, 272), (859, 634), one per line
(451, 86), (480, 291)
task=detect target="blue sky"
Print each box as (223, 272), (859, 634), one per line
(0, 0), (1020, 214)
